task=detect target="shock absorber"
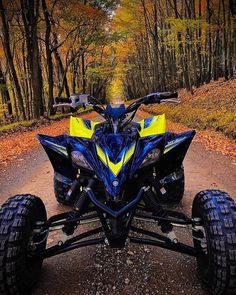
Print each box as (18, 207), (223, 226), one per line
(143, 187), (173, 233)
(74, 177), (96, 212)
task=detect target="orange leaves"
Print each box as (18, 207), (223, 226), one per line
(0, 112), (97, 166)
(75, 3), (104, 21)
(0, 119), (69, 166)
(54, 0), (104, 26)
(113, 0), (144, 35)
(179, 78), (236, 112)
(113, 37), (135, 63)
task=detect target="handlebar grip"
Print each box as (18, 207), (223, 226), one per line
(55, 97), (71, 104)
(159, 92), (178, 99)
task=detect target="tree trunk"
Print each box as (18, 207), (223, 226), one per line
(0, 60), (12, 117)
(0, 0), (26, 120)
(42, 0), (55, 116)
(81, 52), (86, 93)
(222, 0), (228, 80)
(53, 33), (70, 98)
(21, 0), (43, 119)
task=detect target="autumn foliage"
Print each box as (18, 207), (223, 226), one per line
(0, 0), (235, 146)
(0, 0), (117, 123)
(142, 78), (236, 141)
(111, 0), (236, 100)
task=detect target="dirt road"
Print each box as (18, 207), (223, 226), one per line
(0, 115), (235, 295)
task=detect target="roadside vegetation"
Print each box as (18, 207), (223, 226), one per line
(142, 78), (236, 140)
(0, 107), (92, 135)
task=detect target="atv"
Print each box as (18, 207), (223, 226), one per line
(0, 92), (235, 295)
(53, 94), (184, 206)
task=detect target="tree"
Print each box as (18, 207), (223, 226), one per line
(0, 0), (26, 120)
(21, 0), (43, 119)
(111, 0), (236, 99)
(42, 0), (55, 116)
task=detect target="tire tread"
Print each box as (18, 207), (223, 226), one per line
(193, 189), (236, 295)
(0, 194), (46, 295)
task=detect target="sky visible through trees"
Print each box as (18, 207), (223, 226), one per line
(0, 0), (236, 123)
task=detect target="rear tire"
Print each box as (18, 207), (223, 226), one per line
(192, 190), (236, 295)
(0, 194), (47, 295)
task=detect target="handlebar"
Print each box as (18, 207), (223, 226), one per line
(53, 95), (87, 109)
(53, 91), (180, 120)
(55, 97), (72, 104)
(126, 91), (179, 113)
(159, 92), (178, 99)
(53, 94), (102, 110)
(53, 94), (108, 120)
(144, 92), (178, 104)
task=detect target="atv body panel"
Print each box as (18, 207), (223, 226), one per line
(137, 114), (166, 137)
(37, 115), (195, 198)
(70, 116), (101, 138)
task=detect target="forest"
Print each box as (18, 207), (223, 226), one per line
(0, 0), (236, 124)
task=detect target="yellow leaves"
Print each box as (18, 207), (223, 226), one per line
(113, 37), (135, 63)
(113, 0), (144, 35)
(0, 103), (7, 118)
(107, 62), (127, 101)
(107, 76), (124, 101)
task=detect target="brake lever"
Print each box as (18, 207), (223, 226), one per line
(53, 103), (73, 108)
(54, 99), (94, 109)
(160, 99), (181, 104)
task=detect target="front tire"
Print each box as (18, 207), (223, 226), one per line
(192, 190), (236, 295)
(0, 194), (47, 295)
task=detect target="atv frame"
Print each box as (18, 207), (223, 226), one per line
(36, 189), (202, 260)
(34, 93), (202, 258)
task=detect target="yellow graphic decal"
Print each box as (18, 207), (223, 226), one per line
(96, 144), (135, 176)
(70, 116), (100, 138)
(138, 115), (166, 137)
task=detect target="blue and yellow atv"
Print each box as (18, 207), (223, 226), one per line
(50, 96), (185, 206)
(0, 93), (235, 295)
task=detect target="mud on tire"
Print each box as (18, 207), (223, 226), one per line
(0, 194), (47, 295)
(192, 190), (236, 295)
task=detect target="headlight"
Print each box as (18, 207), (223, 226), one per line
(71, 151), (92, 170)
(140, 148), (161, 168)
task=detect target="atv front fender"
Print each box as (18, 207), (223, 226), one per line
(158, 130), (195, 178)
(37, 134), (77, 180)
